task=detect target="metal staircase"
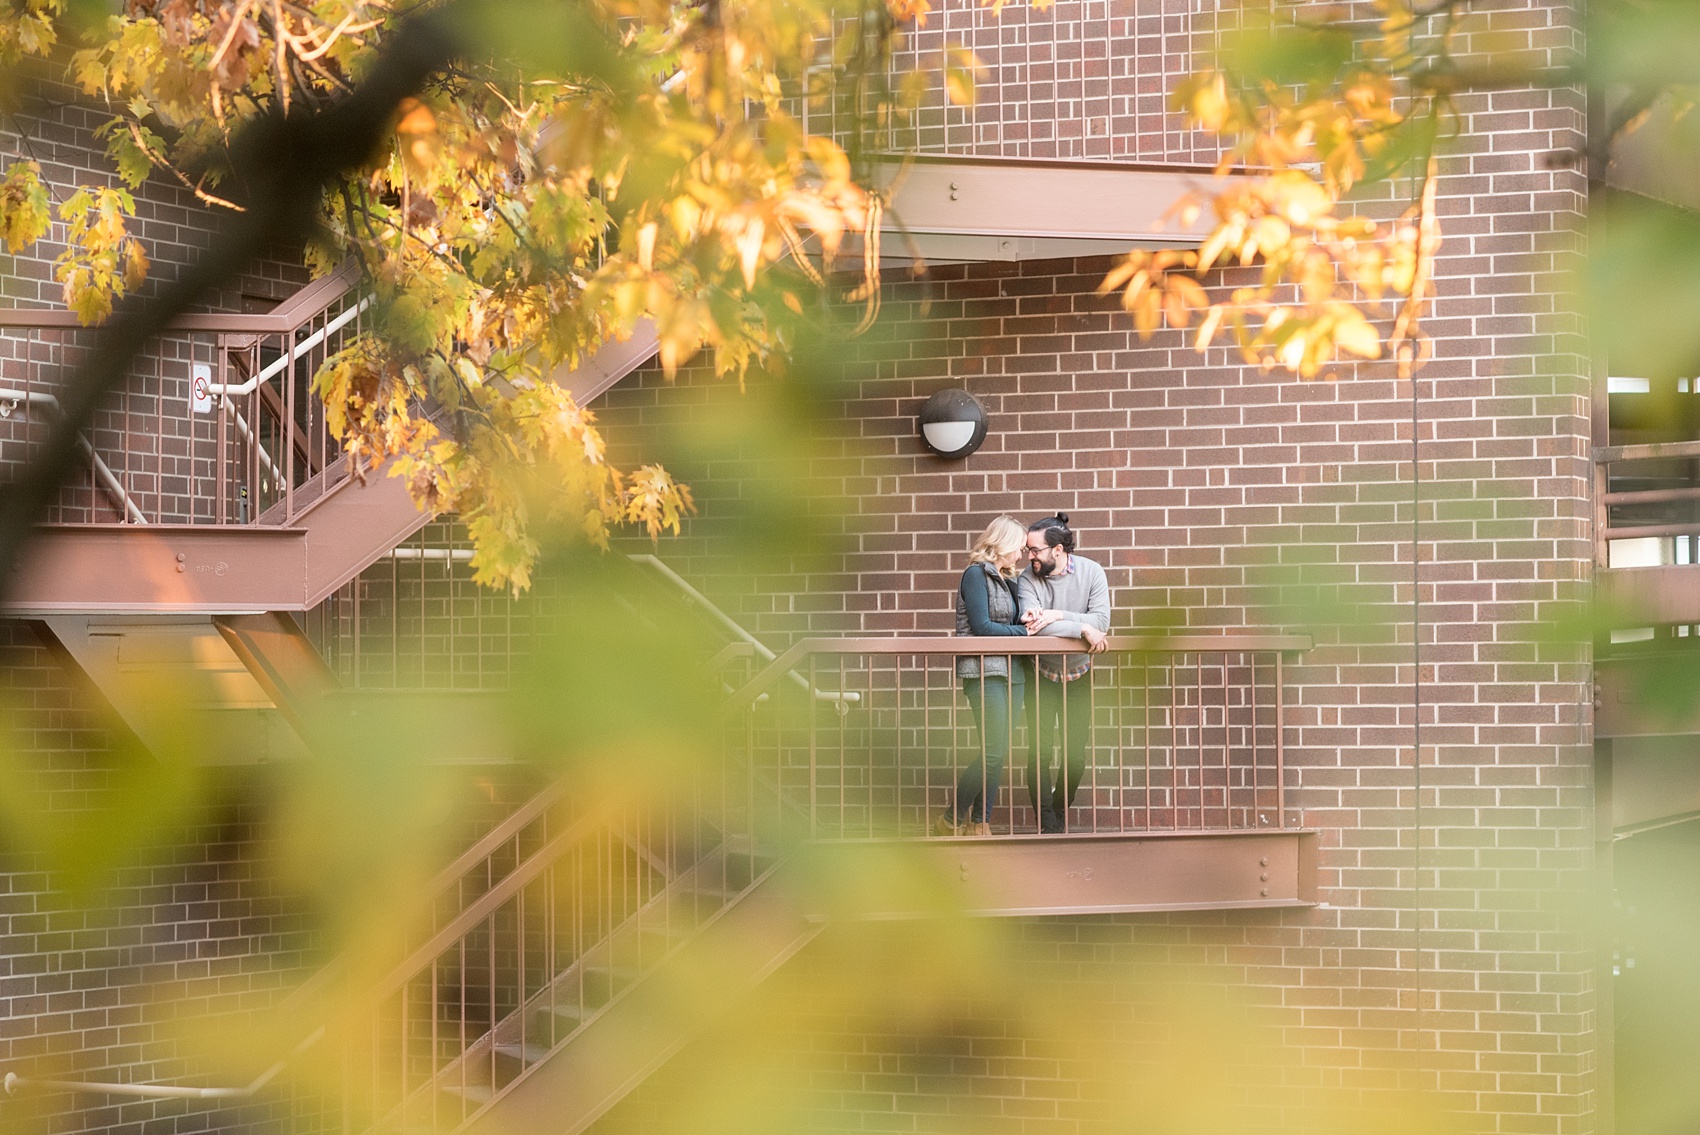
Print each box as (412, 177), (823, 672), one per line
(286, 769), (816, 1135)
(1, 271), (661, 754)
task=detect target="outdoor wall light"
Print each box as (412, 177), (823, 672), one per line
(917, 388), (988, 459)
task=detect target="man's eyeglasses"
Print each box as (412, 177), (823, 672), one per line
(1024, 545), (1050, 557)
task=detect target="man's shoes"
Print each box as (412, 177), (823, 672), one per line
(933, 813), (962, 837)
(1039, 814), (1065, 835)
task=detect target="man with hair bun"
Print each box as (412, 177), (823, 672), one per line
(1017, 513), (1111, 834)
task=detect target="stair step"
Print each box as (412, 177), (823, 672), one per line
(493, 1042), (549, 1066)
(579, 964), (638, 1001)
(531, 1000), (590, 1043)
(537, 1001), (588, 1021)
(440, 1082), (495, 1104)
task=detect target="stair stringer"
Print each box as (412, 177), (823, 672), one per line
(459, 858), (818, 1135)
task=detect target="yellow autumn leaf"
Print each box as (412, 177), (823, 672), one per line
(944, 46), (982, 107)
(1331, 305), (1382, 359)
(1195, 305), (1225, 352)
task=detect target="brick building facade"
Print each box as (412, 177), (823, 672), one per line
(0, 0), (1639, 1133)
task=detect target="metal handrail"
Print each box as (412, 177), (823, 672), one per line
(360, 810), (608, 1007)
(0, 264), (365, 528)
(283, 778), (575, 1007)
(628, 554), (861, 706)
(1595, 439), (1700, 464)
(206, 295), (372, 396)
(724, 632), (1313, 716)
(1593, 439), (1700, 545)
(0, 389), (147, 523)
(3, 1027), (323, 1101)
(3, 801), (608, 1104)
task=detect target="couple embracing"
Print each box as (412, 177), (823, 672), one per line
(939, 513), (1111, 837)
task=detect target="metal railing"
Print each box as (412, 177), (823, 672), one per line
(305, 528), (547, 692)
(629, 554), (860, 706)
(725, 634), (1306, 839)
(2, 630), (1306, 1128)
(1595, 438), (1700, 565)
(0, 263), (366, 527)
(303, 785), (773, 1135)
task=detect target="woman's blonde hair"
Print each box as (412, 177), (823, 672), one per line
(967, 515), (1026, 578)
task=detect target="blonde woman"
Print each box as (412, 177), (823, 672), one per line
(937, 515), (1031, 836)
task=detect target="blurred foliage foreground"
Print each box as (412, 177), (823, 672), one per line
(0, 349), (1464, 1135)
(16, 0), (1700, 1130)
(0, 568), (1457, 1135)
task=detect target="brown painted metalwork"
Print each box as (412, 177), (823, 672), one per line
(1593, 437), (1700, 561)
(1598, 564), (1700, 626)
(723, 634), (1307, 838)
(0, 270), (664, 613)
(8, 524), (312, 611)
(212, 611), (338, 736)
(794, 830), (1318, 918)
(872, 155), (1236, 247)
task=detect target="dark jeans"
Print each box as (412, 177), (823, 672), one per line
(1027, 673), (1092, 831)
(954, 676), (1023, 824)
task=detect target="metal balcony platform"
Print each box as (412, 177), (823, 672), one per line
(796, 828), (1318, 919)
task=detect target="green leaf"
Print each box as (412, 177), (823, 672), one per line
(107, 125), (157, 188)
(1219, 14), (1355, 92)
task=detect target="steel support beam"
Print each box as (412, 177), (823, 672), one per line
(548, 319), (659, 405)
(8, 525), (311, 612)
(800, 829), (1317, 918)
(291, 468), (433, 607)
(213, 611), (338, 739)
(875, 155), (1231, 255)
(1598, 565), (1700, 627)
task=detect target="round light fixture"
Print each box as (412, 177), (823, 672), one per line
(917, 388), (988, 459)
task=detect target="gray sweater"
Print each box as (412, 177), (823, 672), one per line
(1016, 554), (1111, 681)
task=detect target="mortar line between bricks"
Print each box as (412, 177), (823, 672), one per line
(1413, 346), (1427, 1068)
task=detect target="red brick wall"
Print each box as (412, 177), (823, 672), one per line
(0, 624), (314, 1135)
(0, 0), (1602, 1131)
(881, 0), (1226, 163)
(0, 70), (310, 312)
(589, 2), (1598, 1119)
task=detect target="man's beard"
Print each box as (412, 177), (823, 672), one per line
(1033, 557), (1057, 579)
